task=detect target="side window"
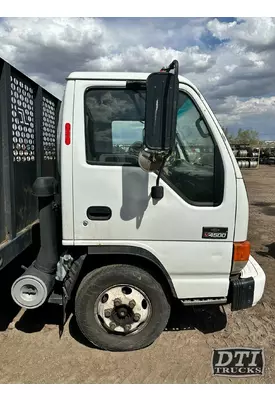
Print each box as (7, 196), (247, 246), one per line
(162, 92), (224, 206)
(84, 88), (145, 166)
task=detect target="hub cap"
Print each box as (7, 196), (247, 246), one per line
(95, 285), (151, 334)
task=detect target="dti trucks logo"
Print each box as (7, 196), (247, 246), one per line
(212, 348), (265, 377)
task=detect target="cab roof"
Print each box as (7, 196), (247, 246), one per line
(67, 72), (198, 92)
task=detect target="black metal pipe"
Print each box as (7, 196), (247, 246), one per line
(11, 176), (60, 309)
(35, 196), (58, 274)
(32, 176), (59, 275)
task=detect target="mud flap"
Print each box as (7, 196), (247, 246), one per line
(59, 286), (68, 338)
(59, 254), (87, 337)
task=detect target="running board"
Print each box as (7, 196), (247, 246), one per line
(181, 297), (227, 306)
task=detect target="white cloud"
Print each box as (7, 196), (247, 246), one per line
(87, 45), (213, 74)
(215, 96), (275, 125)
(207, 19), (238, 41)
(207, 18), (275, 52)
(0, 17), (213, 98)
(0, 17), (274, 137)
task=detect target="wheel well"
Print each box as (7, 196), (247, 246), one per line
(73, 252), (177, 304)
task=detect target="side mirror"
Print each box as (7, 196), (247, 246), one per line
(144, 60), (179, 153)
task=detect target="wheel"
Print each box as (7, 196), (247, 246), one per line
(74, 264), (171, 352)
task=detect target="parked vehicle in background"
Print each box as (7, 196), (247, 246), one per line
(260, 147), (275, 165)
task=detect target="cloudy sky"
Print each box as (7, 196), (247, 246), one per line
(0, 17), (274, 139)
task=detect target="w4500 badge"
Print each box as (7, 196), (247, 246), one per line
(202, 227), (228, 239)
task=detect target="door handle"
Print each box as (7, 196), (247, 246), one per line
(87, 206), (112, 221)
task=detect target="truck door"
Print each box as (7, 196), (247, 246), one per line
(72, 79), (237, 299)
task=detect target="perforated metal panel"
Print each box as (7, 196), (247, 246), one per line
(10, 75), (35, 163)
(1, 57), (61, 269)
(42, 97), (56, 161)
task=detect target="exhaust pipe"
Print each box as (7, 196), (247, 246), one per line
(11, 177), (59, 309)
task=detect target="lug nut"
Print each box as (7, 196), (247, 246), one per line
(133, 313), (141, 322)
(129, 300), (136, 309)
(104, 309), (112, 318)
(124, 324), (131, 333)
(109, 322), (116, 331)
(114, 298), (122, 307)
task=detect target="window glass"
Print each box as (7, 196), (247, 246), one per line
(84, 89), (224, 205)
(85, 89), (145, 165)
(162, 92), (219, 204)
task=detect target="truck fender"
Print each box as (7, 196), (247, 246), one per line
(87, 245), (178, 300)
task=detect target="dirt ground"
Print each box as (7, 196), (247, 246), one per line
(0, 165), (275, 384)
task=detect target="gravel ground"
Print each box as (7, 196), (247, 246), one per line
(0, 165), (275, 384)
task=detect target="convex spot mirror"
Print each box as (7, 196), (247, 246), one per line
(144, 62), (179, 153)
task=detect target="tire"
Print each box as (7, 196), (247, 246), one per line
(74, 264), (171, 352)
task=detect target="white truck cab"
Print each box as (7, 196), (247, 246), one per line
(12, 61), (265, 352)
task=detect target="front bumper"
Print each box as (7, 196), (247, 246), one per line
(229, 255), (266, 311)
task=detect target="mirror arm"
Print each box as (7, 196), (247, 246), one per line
(160, 60), (179, 76)
(150, 151), (171, 201)
(156, 152), (170, 186)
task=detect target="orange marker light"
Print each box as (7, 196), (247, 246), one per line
(233, 241), (250, 262)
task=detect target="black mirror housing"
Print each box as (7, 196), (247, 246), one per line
(144, 62), (179, 152)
